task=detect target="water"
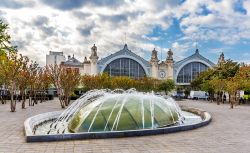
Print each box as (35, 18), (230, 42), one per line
(34, 111), (202, 135)
(34, 89), (200, 135)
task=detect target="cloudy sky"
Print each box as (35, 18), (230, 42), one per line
(0, 0), (250, 66)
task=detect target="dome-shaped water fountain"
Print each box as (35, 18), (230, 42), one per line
(68, 90), (181, 133)
(24, 89), (212, 142)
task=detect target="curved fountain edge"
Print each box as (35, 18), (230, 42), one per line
(24, 108), (212, 142)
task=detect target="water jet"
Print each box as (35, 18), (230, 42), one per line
(24, 89), (211, 142)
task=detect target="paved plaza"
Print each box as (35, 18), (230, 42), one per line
(0, 99), (250, 153)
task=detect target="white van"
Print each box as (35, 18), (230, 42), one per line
(189, 91), (208, 100)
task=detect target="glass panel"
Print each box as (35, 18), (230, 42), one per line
(104, 58), (146, 78)
(177, 62), (209, 83)
(119, 97), (142, 129)
(142, 99), (153, 129)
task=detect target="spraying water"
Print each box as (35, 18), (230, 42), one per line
(46, 89), (184, 134)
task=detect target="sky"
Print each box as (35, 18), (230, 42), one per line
(0, 0), (250, 66)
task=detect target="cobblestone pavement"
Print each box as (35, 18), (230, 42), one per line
(0, 99), (250, 153)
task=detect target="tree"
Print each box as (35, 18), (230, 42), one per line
(47, 65), (81, 108)
(209, 77), (226, 104)
(27, 62), (40, 106)
(225, 77), (240, 109)
(81, 74), (99, 90)
(47, 64), (65, 108)
(214, 60), (239, 105)
(111, 76), (134, 90)
(191, 60), (239, 105)
(0, 52), (24, 112)
(16, 56), (30, 108)
(0, 20), (26, 112)
(136, 77), (160, 92)
(0, 20), (17, 53)
(60, 68), (81, 106)
(191, 68), (214, 89)
(200, 81), (214, 101)
(158, 79), (175, 95)
(38, 68), (51, 103)
(237, 65), (250, 90)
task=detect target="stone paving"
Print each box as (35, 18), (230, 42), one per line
(0, 99), (250, 153)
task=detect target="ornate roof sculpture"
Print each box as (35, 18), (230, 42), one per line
(165, 49), (174, 64)
(167, 49), (173, 60)
(90, 44), (98, 60)
(150, 48), (159, 63)
(217, 52), (225, 65)
(83, 56), (90, 64)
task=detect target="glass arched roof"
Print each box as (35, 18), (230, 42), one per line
(177, 62), (208, 83)
(103, 58), (146, 79)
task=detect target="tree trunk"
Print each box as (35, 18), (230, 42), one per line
(40, 91), (43, 103)
(66, 95), (70, 106)
(59, 95), (65, 108)
(29, 91), (32, 106)
(210, 92), (213, 102)
(229, 94), (233, 109)
(236, 92), (240, 105)
(33, 91), (37, 105)
(10, 91), (16, 112)
(222, 92), (224, 104)
(41, 89), (45, 103)
(220, 91), (223, 103)
(1, 94), (4, 104)
(216, 91), (220, 105)
(65, 96), (68, 107)
(21, 90), (26, 109)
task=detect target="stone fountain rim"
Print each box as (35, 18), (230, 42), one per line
(24, 107), (212, 142)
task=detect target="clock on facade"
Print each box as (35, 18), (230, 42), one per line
(159, 70), (166, 78)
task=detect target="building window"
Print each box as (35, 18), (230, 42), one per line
(103, 58), (146, 79)
(177, 62), (208, 83)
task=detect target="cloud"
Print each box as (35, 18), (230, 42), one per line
(171, 41), (192, 61)
(177, 0), (250, 44)
(141, 35), (160, 41)
(0, 0), (35, 9)
(33, 16), (49, 26)
(32, 16), (56, 36)
(73, 11), (92, 19)
(77, 22), (95, 37)
(100, 14), (128, 23)
(42, 0), (125, 10)
(0, 0), (249, 66)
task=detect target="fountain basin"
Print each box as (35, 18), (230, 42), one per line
(24, 107), (211, 142)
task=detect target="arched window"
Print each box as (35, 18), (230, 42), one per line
(103, 58), (146, 79)
(177, 62), (208, 83)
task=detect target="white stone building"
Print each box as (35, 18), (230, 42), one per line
(47, 44), (222, 85)
(46, 51), (65, 66)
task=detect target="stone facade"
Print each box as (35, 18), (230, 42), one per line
(89, 44), (99, 75)
(47, 44), (218, 85)
(46, 51), (65, 66)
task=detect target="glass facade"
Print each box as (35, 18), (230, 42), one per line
(177, 62), (208, 83)
(103, 58), (146, 78)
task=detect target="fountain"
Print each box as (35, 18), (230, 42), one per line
(24, 89), (212, 142)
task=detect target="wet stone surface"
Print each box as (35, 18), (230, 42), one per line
(0, 98), (250, 153)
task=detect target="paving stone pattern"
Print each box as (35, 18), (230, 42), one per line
(0, 99), (249, 153)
